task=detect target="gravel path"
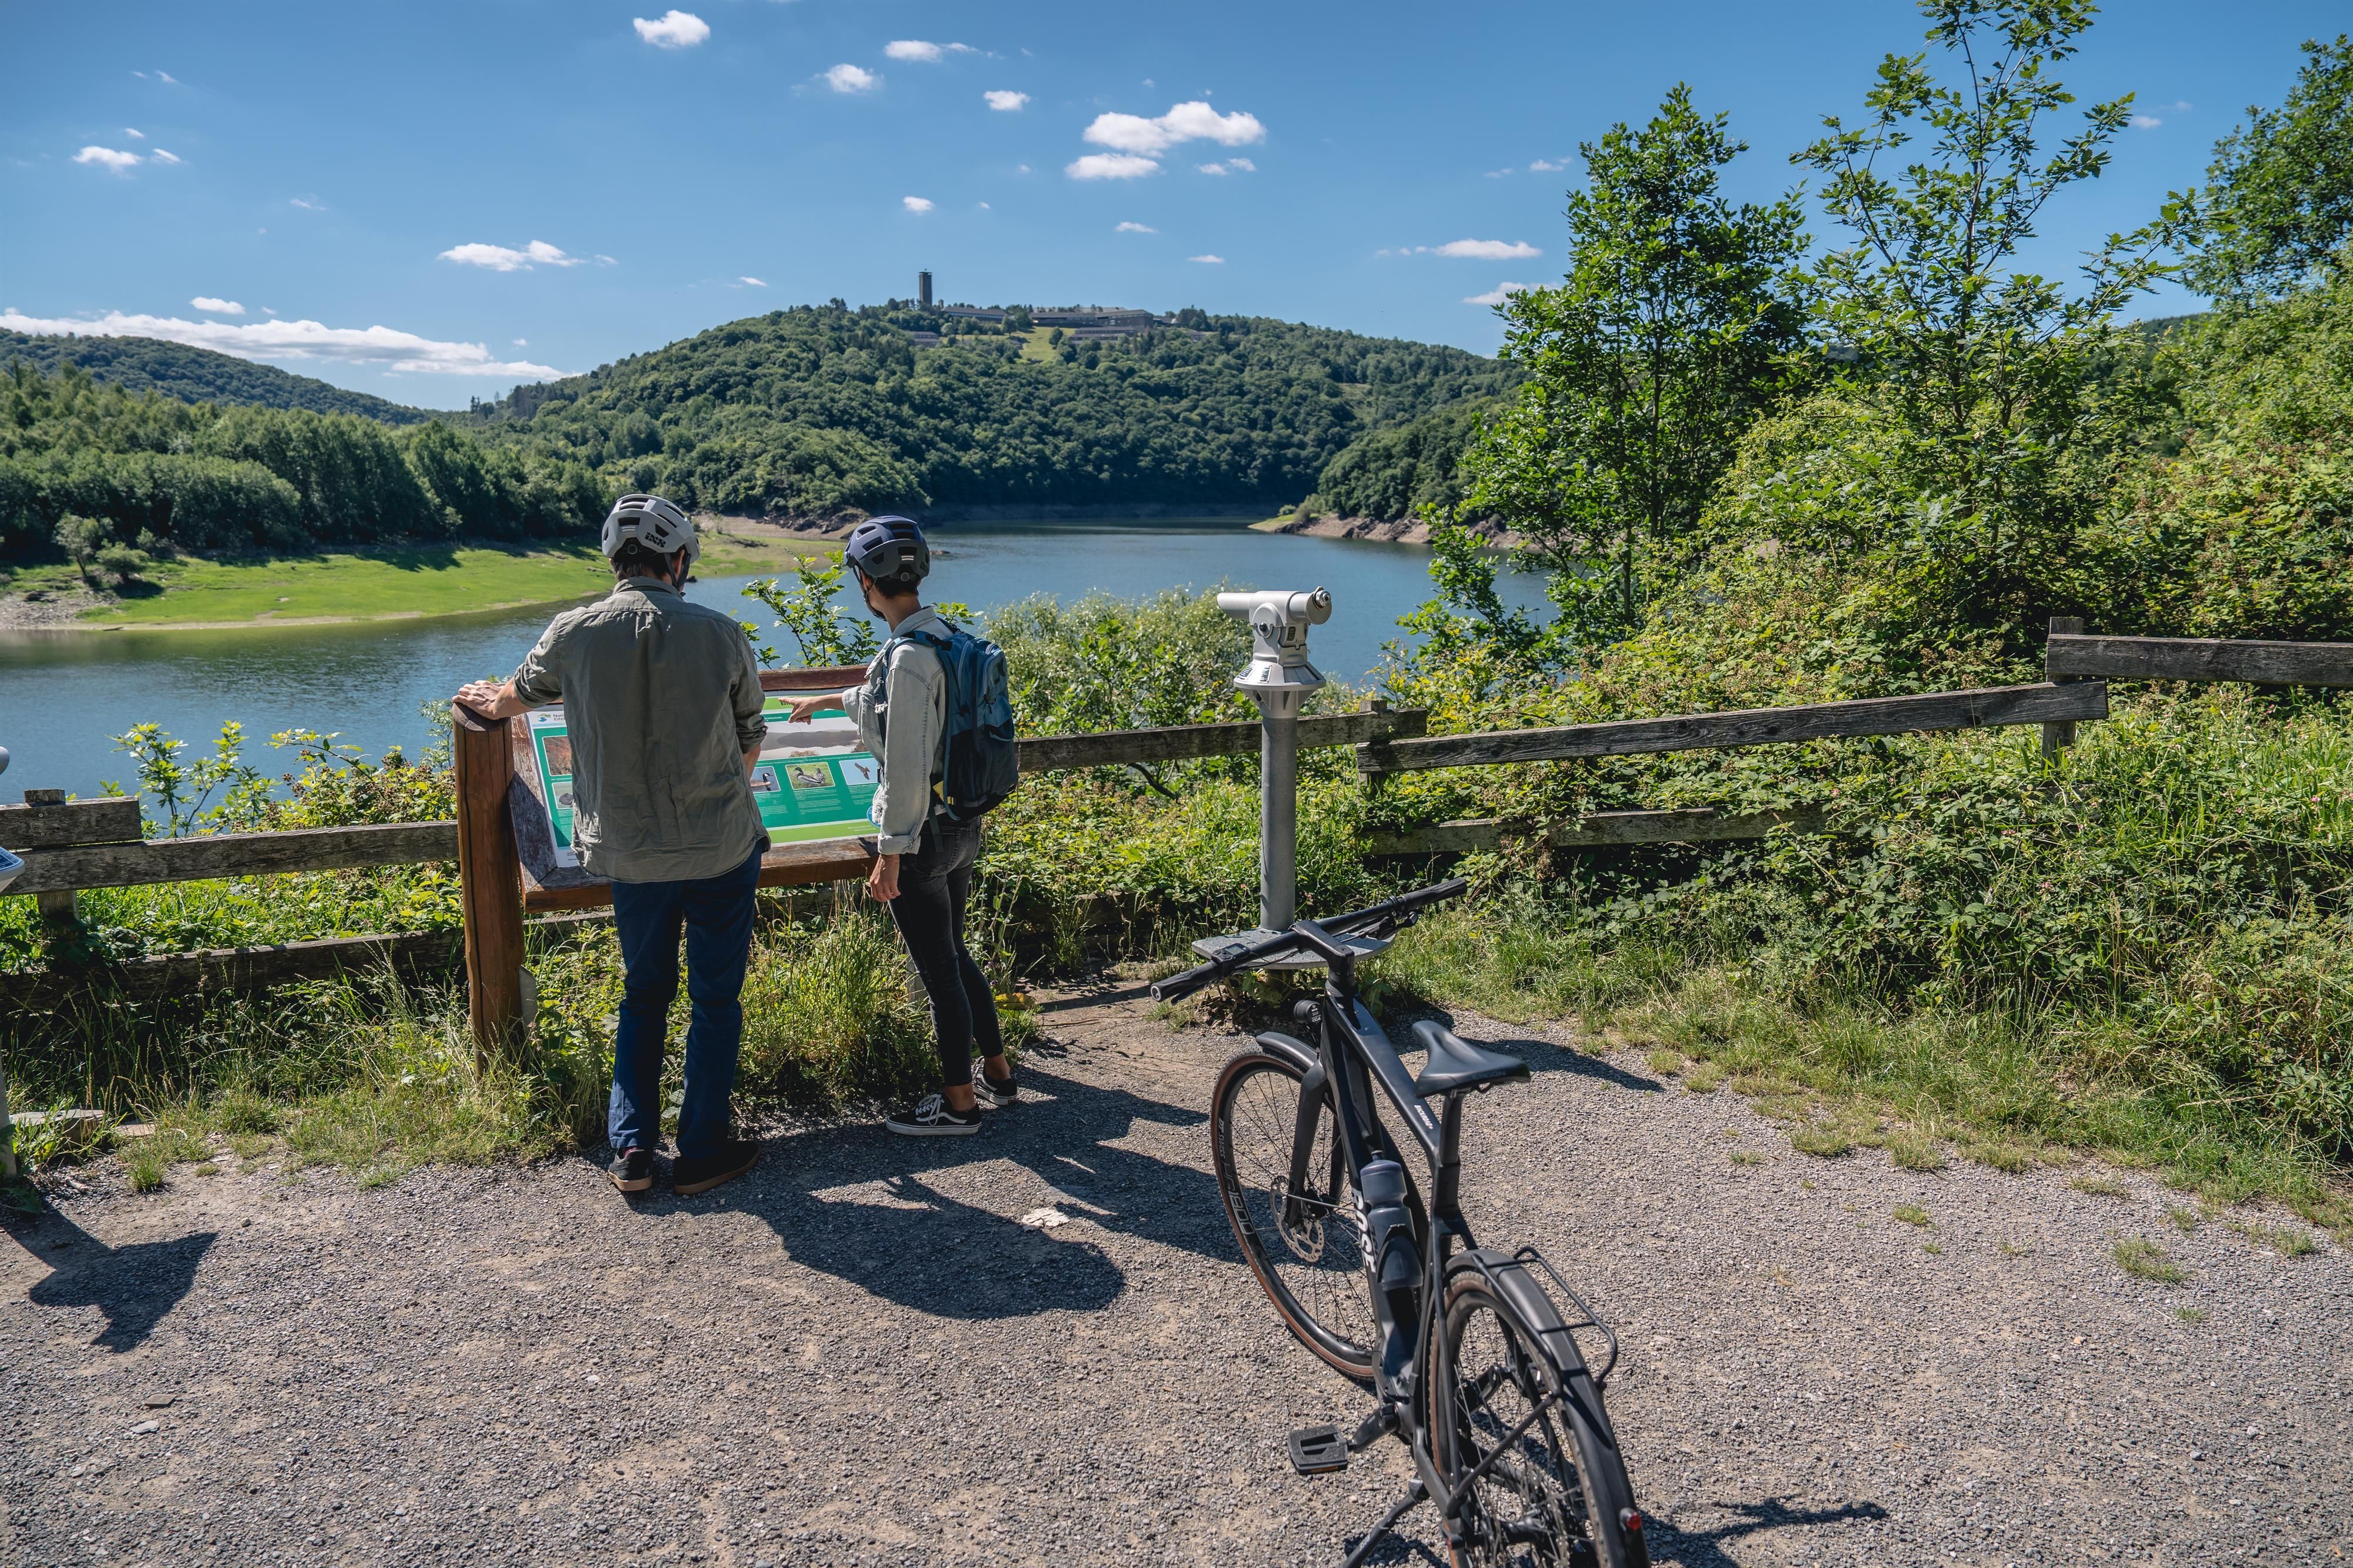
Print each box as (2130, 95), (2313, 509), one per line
(6, 985), (2348, 1566)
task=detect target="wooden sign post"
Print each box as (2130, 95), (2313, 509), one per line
(452, 702), (526, 1068)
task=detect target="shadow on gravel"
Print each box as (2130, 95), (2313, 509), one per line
(1415, 1013), (1664, 1095)
(17, 1209), (215, 1353)
(1645, 1495), (1892, 1566)
(628, 1063), (1228, 1320)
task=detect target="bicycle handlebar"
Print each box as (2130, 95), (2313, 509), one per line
(1147, 877), (1469, 1002)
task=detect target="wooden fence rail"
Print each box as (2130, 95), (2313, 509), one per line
(12, 627), (2331, 1020)
(1355, 680), (2108, 777)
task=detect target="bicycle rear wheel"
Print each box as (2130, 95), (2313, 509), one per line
(1210, 1048), (1385, 1377)
(1428, 1253), (1647, 1568)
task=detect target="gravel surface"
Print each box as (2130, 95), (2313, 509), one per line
(6, 984), (2348, 1566)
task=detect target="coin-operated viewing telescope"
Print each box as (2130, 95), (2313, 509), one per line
(1214, 588), (1331, 942)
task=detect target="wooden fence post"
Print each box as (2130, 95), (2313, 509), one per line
(452, 703), (525, 1068)
(21, 789), (79, 929)
(2043, 616), (2085, 759)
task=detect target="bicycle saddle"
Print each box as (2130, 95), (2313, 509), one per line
(1409, 1020), (1530, 1097)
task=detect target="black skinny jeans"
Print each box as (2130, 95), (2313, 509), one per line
(886, 814), (1002, 1088)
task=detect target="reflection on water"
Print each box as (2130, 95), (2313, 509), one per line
(1, 519), (1546, 799)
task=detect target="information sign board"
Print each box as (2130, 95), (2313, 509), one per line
(524, 695), (876, 869)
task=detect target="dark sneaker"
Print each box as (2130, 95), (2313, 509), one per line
(885, 1093), (982, 1137)
(672, 1139), (760, 1196)
(973, 1067), (1020, 1109)
(609, 1147), (654, 1194)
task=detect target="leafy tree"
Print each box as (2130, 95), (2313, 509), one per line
(743, 554), (879, 666)
(1793, 0), (2171, 549)
(1462, 85), (1808, 642)
(2181, 34), (2353, 301)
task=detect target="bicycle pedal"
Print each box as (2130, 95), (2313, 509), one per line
(1287, 1424), (1349, 1475)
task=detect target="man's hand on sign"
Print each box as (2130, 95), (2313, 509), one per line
(868, 852), (901, 903)
(784, 693), (834, 723)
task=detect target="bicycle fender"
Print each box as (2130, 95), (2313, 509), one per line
(1252, 1030), (1318, 1073)
(1444, 1250), (1624, 1450)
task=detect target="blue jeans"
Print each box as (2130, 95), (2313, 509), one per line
(608, 842), (764, 1161)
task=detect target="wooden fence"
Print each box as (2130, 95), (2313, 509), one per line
(5, 626), (2337, 1059)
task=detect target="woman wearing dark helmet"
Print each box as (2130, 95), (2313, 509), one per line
(786, 515), (1013, 1136)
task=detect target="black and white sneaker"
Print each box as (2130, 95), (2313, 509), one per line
(885, 1093), (982, 1137)
(972, 1067), (1019, 1109)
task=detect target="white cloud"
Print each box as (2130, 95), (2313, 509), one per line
(1483, 167), (1514, 179)
(2169, 99), (2194, 111)
(1065, 152), (1159, 181)
(157, 71), (178, 84)
(1198, 162), (1228, 176)
(189, 296), (244, 315)
(512, 338), (528, 346)
(826, 62), (879, 93)
(124, 127), (144, 139)
(1188, 254), (1224, 264)
(886, 39), (941, 61)
(984, 89), (1028, 111)
(739, 275), (766, 286)
(439, 239), (585, 272)
(902, 195), (934, 213)
(262, 306), (276, 315)
(74, 146), (141, 172)
(1464, 281), (1532, 306)
(2130, 114), (2162, 129)
(1083, 101), (1264, 156)
(291, 196), (325, 211)
(1015, 163), (1032, 174)
(150, 148), (181, 165)
(1436, 238), (1539, 259)
(0, 309), (565, 378)
(634, 10), (709, 48)
(1227, 156), (1254, 172)
(1115, 221), (1156, 233)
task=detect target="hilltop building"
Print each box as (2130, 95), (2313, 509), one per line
(912, 274), (1177, 345)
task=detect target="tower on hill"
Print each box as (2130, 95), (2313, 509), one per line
(918, 270), (932, 309)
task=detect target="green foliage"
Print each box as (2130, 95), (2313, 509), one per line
(462, 303), (1518, 516)
(111, 721), (266, 838)
(985, 586), (1252, 736)
(0, 362), (602, 561)
(1313, 400), (1501, 521)
(2180, 34), (2353, 301)
(1790, 0), (2174, 627)
(0, 328), (432, 423)
(1469, 85), (1809, 640)
(743, 552), (880, 665)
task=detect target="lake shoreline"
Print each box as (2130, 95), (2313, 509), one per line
(0, 530), (828, 637)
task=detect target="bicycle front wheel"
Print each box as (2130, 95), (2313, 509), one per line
(1210, 1048), (1382, 1378)
(1428, 1254), (1647, 1568)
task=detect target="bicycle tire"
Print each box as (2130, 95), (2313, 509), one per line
(1210, 1048), (1422, 1380)
(1428, 1252), (1647, 1568)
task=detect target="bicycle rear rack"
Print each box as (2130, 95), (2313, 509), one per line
(1512, 1245), (1620, 1387)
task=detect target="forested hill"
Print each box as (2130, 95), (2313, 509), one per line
(0, 331), (435, 425)
(464, 303), (1519, 518)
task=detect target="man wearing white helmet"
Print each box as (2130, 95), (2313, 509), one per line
(456, 493), (768, 1197)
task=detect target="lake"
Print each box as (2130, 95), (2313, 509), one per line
(0, 519), (1547, 800)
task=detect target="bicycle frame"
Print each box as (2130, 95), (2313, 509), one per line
(1284, 920), (1479, 1519)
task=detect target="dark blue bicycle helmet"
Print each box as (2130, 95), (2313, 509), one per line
(842, 514), (929, 587)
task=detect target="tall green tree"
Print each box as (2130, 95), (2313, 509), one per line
(2181, 34), (2353, 301)
(1793, 0), (2170, 556)
(1461, 85), (1808, 643)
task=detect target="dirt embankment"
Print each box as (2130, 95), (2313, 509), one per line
(1259, 514), (1527, 549)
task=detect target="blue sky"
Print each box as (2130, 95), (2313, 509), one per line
(5, 1), (2343, 410)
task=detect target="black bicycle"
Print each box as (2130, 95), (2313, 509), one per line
(1154, 878), (1648, 1568)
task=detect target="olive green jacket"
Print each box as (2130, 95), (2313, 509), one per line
(511, 578), (768, 883)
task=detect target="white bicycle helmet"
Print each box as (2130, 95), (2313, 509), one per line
(601, 493), (699, 566)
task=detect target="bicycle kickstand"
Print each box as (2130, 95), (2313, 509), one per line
(1338, 1478), (1428, 1568)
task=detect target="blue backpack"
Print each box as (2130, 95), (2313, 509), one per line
(877, 623), (1020, 821)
